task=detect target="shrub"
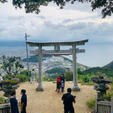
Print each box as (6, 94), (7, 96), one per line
(2, 80), (19, 97)
(43, 77), (55, 81)
(2, 80), (17, 85)
(16, 74), (29, 82)
(82, 76), (90, 83)
(0, 96), (9, 104)
(87, 98), (96, 109)
(3, 70), (30, 82)
(3, 75), (10, 80)
(104, 92), (113, 101)
(64, 71), (73, 81)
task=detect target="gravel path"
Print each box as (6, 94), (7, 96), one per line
(0, 82), (96, 113)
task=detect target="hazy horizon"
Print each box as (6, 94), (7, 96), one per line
(0, 40), (112, 68)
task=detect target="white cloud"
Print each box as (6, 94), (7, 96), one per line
(0, 2), (113, 66)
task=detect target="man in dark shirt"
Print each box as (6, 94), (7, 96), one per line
(10, 91), (19, 113)
(62, 88), (76, 113)
(21, 89), (27, 113)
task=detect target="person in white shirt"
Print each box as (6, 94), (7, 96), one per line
(0, 73), (3, 88)
(30, 69), (36, 84)
(0, 74), (3, 81)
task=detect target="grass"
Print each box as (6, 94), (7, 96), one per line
(87, 98), (96, 109)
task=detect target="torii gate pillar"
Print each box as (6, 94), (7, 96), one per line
(36, 45), (44, 91)
(72, 44), (80, 91)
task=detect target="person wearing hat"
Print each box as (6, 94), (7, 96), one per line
(62, 88), (76, 113)
(21, 89), (27, 113)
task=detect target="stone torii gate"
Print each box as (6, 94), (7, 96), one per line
(27, 39), (88, 91)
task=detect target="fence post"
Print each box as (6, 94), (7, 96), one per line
(111, 96), (113, 113)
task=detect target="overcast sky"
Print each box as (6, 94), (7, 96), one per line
(0, 1), (113, 67)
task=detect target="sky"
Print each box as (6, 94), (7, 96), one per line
(0, 1), (113, 67)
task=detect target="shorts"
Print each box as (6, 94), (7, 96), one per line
(57, 82), (61, 89)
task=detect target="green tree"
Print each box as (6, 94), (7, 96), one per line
(78, 68), (83, 75)
(45, 67), (66, 75)
(0, 0), (113, 18)
(2, 56), (24, 77)
(82, 76), (90, 83)
(64, 71), (73, 81)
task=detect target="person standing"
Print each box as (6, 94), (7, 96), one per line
(30, 69), (36, 84)
(21, 89), (27, 113)
(0, 74), (3, 81)
(0, 74), (3, 88)
(61, 74), (65, 92)
(62, 88), (76, 113)
(10, 91), (19, 113)
(56, 75), (61, 93)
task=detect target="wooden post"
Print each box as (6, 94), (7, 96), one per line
(36, 45), (44, 91)
(72, 44), (80, 91)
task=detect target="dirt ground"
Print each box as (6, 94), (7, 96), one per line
(0, 82), (96, 113)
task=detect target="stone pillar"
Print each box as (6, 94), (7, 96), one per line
(36, 45), (44, 91)
(72, 44), (80, 91)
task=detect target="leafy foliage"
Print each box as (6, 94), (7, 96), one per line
(3, 70), (30, 82)
(0, 0), (113, 17)
(43, 76), (55, 81)
(0, 96), (9, 104)
(64, 71), (73, 81)
(82, 76), (90, 83)
(16, 74), (29, 82)
(78, 74), (96, 84)
(3, 79), (18, 85)
(104, 91), (113, 101)
(2, 56), (24, 77)
(1, 79), (19, 97)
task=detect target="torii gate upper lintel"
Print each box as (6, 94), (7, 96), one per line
(27, 39), (88, 91)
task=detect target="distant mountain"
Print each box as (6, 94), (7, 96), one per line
(23, 55), (89, 73)
(82, 61), (113, 77)
(103, 61), (113, 70)
(82, 67), (113, 77)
